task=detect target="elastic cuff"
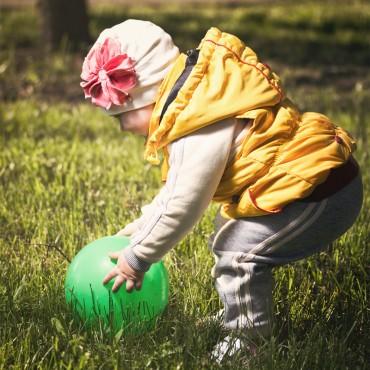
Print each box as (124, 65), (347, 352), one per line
(123, 248), (152, 272)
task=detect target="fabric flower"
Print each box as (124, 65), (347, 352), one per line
(80, 37), (137, 110)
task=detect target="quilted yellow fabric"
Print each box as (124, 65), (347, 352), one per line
(144, 27), (355, 217)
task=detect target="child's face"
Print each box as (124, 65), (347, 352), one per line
(115, 104), (154, 137)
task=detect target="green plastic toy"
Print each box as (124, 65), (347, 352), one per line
(65, 235), (169, 333)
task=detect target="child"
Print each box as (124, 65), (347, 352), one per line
(80, 19), (363, 361)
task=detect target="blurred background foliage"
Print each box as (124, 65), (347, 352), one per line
(1, 0), (370, 106)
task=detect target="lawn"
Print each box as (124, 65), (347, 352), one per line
(0, 1), (369, 369)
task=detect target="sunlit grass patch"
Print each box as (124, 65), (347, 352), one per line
(0, 94), (368, 368)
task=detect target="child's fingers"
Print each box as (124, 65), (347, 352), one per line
(112, 274), (126, 292)
(126, 279), (135, 293)
(102, 268), (118, 284)
(135, 279), (142, 291)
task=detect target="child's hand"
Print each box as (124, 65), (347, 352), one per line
(103, 252), (145, 293)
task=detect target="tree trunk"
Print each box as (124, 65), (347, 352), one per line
(38, 0), (91, 50)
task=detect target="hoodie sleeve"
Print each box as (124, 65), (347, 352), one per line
(123, 118), (236, 271)
(115, 195), (162, 237)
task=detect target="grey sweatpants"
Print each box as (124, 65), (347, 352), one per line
(209, 174), (363, 337)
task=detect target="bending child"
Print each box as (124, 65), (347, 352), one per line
(80, 19), (363, 361)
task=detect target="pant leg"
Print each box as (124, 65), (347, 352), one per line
(210, 174), (363, 336)
(214, 252), (273, 336)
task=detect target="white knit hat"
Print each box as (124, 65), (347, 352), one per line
(80, 19), (179, 114)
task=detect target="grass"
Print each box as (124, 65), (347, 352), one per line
(0, 93), (368, 370)
(2, 1), (370, 103)
(0, 1), (369, 369)
(2, 1), (370, 65)
(90, 1), (370, 66)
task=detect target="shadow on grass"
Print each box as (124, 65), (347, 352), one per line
(2, 4), (370, 67)
(89, 6), (370, 67)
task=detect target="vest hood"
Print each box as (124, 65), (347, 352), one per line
(143, 28), (355, 218)
(144, 27), (284, 164)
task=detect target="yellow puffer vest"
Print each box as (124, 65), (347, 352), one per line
(144, 27), (356, 218)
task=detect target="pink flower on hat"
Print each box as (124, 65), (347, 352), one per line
(80, 37), (137, 109)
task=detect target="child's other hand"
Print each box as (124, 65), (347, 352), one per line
(102, 252), (145, 293)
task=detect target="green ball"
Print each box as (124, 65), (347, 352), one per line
(65, 235), (169, 333)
